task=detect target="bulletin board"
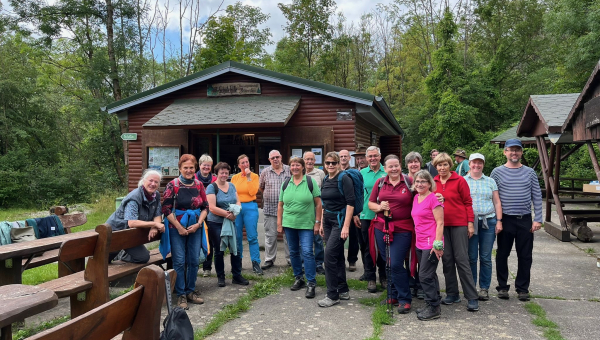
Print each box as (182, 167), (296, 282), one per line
(288, 145), (325, 167)
(147, 146), (182, 177)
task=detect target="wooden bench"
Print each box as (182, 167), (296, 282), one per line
(38, 225), (172, 318)
(28, 265), (172, 340)
(0, 285), (58, 340)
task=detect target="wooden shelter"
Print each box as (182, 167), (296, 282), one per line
(516, 93), (597, 242)
(103, 61), (404, 192)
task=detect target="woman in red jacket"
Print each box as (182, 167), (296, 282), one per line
(433, 153), (479, 312)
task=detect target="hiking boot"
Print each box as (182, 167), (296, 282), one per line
(417, 304), (441, 321)
(467, 299), (479, 312)
(417, 289), (425, 300)
(186, 291), (204, 305)
(232, 275), (249, 286)
(497, 289), (510, 300)
(305, 283), (316, 299)
(177, 295), (188, 309)
(479, 289), (489, 301)
(348, 262), (357, 272)
(291, 277), (306, 291)
(316, 266), (326, 275)
(518, 292), (530, 301)
(441, 295), (461, 305)
(416, 303), (430, 314)
(261, 260), (274, 270)
(339, 291), (350, 300)
(318, 296), (340, 307)
(367, 280), (378, 293)
(252, 261), (263, 275)
(217, 276), (226, 287)
(398, 302), (411, 314)
(203, 269), (211, 277)
(380, 298), (399, 306)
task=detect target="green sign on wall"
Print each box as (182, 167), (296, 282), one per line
(121, 133), (138, 141)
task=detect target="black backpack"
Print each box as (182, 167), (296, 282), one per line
(282, 175), (314, 193)
(160, 272), (194, 340)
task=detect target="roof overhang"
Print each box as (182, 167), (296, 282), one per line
(563, 60), (600, 132)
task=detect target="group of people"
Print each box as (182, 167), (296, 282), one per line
(105, 138), (542, 319)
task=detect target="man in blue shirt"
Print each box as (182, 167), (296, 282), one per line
(490, 139), (542, 302)
(453, 149), (470, 176)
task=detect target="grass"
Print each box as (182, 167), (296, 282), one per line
(194, 269), (295, 339)
(12, 316), (69, 340)
(584, 247), (595, 254)
(359, 292), (393, 340)
(524, 301), (566, 340)
(22, 263), (58, 285)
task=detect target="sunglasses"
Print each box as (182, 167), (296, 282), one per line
(325, 161), (338, 166)
(270, 156), (281, 160)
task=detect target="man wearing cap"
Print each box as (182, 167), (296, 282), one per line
(464, 153), (503, 301)
(426, 149), (439, 177)
(490, 139), (542, 301)
(454, 149), (470, 176)
(352, 147), (368, 170)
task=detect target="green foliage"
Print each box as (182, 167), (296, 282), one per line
(13, 316), (70, 340)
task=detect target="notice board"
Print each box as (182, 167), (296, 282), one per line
(148, 146), (181, 177)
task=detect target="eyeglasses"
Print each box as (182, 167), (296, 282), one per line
(325, 161), (339, 166)
(269, 156), (281, 160)
(415, 180), (429, 185)
(367, 155), (379, 159)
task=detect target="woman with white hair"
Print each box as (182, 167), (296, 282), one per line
(106, 169), (165, 263)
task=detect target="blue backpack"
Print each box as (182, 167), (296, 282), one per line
(323, 169), (364, 226)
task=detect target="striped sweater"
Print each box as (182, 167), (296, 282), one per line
(490, 165), (542, 223)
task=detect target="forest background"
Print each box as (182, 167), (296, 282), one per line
(0, 0), (599, 208)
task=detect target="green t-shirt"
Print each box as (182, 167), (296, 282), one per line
(360, 164), (387, 220)
(279, 175), (321, 229)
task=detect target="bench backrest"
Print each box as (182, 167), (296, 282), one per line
(108, 227), (159, 253)
(28, 265), (171, 340)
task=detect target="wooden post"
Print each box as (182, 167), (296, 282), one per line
(538, 138), (568, 229)
(554, 145), (561, 204)
(587, 141), (600, 182)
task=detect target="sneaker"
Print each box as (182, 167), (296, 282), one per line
(318, 296), (340, 307)
(113, 249), (126, 262)
(339, 291), (350, 300)
(367, 280), (378, 293)
(186, 291), (204, 305)
(252, 261), (263, 275)
(518, 292), (530, 301)
(441, 295), (461, 305)
(261, 260), (274, 270)
(218, 276), (226, 287)
(380, 298), (399, 306)
(177, 295), (188, 309)
(291, 277), (306, 291)
(479, 289), (489, 301)
(398, 302), (411, 314)
(417, 304), (441, 321)
(348, 262), (357, 272)
(467, 299), (479, 311)
(232, 275), (249, 286)
(497, 289), (510, 300)
(305, 283), (316, 299)
(203, 269), (211, 277)
(417, 289), (425, 300)
(316, 266), (326, 275)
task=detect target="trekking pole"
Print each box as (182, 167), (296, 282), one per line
(384, 209), (393, 318)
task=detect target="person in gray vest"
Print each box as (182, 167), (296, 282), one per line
(106, 169), (165, 263)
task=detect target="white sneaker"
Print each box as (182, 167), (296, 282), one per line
(318, 296), (340, 307)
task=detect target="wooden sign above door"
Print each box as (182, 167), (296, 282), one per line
(207, 83), (261, 97)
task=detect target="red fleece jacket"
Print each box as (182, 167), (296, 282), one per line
(434, 171), (474, 227)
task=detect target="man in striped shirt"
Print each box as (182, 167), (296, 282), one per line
(490, 139), (542, 302)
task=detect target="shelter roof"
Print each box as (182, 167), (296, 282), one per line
(563, 60), (600, 132)
(517, 93), (579, 137)
(143, 96), (300, 128)
(490, 125), (536, 145)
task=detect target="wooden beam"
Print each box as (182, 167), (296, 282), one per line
(560, 143), (583, 162)
(538, 138), (568, 229)
(537, 137), (552, 223)
(587, 141), (600, 182)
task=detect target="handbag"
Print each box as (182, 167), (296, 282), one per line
(11, 226), (37, 243)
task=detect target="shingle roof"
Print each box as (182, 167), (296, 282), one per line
(490, 125), (536, 144)
(530, 93), (580, 128)
(143, 96), (300, 127)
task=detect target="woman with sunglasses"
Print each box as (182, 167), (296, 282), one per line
(317, 152), (355, 308)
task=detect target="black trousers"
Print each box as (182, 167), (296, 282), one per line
(357, 219), (387, 281)
(417, 248), (441, 307)
(206, 221), (242, 278)
(496, 214), (534, 294)
(109, 244), (150, 263)
(347, 222), (359, 264)
(323, 212), (349, 300)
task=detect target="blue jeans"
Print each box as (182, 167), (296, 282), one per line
(468, 217), (497, 290)
(235, 202), (260, 264)
(375, 229), (412, 303)
(169, 227), (202, 296)
(299, 234), (324, 268)
(285, 227), (317, 284)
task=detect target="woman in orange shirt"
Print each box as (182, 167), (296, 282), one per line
(231, 154), (262, 275)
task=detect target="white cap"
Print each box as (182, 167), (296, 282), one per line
(469, 153), (485, 162)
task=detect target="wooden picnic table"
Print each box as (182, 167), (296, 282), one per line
(0, 230), (95, 286)
(0, 284), (58, 340)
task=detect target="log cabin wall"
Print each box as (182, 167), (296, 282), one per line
(355, 115), (386, 149)
(125, 72), (374, 191)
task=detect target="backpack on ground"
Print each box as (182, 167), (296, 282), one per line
(160, 271), (194, 340)
(323, 169), (364, 226)
(281, 175), (313, 193)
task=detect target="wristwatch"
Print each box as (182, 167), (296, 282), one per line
(315, 220), (321, 224)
